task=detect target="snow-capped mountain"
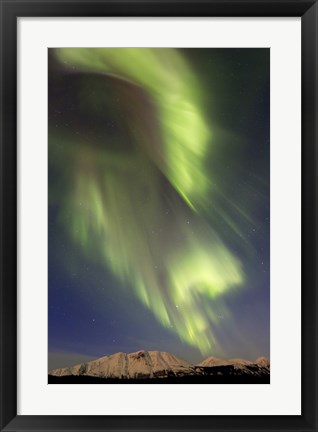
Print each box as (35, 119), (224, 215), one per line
(196, 355), (270, 377)
(198, 356), (232, 367)
(49, 350), (194, 379)
(49, 350), (270, 381)
(255, 356), (270, 368)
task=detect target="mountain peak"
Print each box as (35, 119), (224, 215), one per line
(49, 349), (193, 379)
(255, 356), (270, 368)
(49, 350), (270, 381)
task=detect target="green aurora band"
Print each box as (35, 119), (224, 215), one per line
(50, 48), (245, 354)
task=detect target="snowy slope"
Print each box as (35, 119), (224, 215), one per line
(196, 355), (270, 377)
(49, 350), (194, 379)
(197, 356), (231, 367)
(49, 350), (270, 379)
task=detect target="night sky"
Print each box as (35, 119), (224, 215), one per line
(48, 48), (269, 371)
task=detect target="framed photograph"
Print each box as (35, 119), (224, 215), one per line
(0, 0), (317, 431)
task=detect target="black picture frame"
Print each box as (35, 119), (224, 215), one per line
(0, 0), (317, 431)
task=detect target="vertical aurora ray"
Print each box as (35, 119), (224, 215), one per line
(49, 48), (246, 354)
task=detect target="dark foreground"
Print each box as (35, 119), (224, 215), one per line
(48, 374), (270, 384)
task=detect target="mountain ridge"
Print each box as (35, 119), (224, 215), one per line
(49, 349), (270, 381)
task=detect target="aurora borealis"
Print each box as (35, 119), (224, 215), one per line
(48, 48), (270, 370)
